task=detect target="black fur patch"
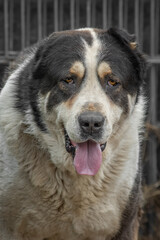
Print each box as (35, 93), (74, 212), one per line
(15, 30), (93, 131)
(112, 170), (142, 240)
(31, 31), (91, 112)
(97, 28), (146, 112)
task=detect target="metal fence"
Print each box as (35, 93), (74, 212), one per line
(0, 0), (160, 238)
(0, 0), (160, 185)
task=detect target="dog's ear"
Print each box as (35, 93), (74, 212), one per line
(32, 42), (48, 80)
(108, 28), (137, 49)
(107, 28), (147, 81)
(32, 32), (62, 81)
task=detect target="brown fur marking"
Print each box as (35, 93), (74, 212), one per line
(65, 94), (78, 108)
(130, 42), (137, 50)
(81, 102), (103, 113)
(98, 61), (112, 79)
(69, 61), (85, 79)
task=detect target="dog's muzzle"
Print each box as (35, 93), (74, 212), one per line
(78, 111), (105, 139)
(64, 111), (107, 176)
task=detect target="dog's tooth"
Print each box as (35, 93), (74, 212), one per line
(100, 143), (107, 152)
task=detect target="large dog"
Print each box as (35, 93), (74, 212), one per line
(0, 28), (146, 240)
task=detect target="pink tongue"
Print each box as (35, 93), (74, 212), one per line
(74, 141), (102, 176)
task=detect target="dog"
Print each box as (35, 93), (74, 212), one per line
(0, 28), (146, 240)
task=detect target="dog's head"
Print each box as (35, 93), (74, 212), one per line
(6, 28), (146, 176)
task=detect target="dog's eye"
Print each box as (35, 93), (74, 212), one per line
(64, 77), (74, 84)
(107, 79), (118, 87)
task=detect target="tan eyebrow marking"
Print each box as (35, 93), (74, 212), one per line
(98, 62), (112, 79)
(69, 61), (85, 79)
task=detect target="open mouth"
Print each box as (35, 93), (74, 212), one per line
(65, 131), (106, 176)
(65, 132), (106, 154)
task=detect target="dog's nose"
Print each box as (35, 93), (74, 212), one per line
(78, 111), (105, 135)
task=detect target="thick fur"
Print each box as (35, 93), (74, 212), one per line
(0, 28), (146, 240)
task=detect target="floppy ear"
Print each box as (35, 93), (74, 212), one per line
(32, 43), (48, 80)
(32, 32), (61, 81)
(107, 28), (147, 82)
(107, 28), (136, 49)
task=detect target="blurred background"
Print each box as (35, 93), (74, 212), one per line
(0, 0), (160, 239)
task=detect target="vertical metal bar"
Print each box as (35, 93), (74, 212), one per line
(59, 0), (63, 31)
(103, 0), (107, 29)
(92, 0), (96, 27)
(38, 0), (42, 41)
(124, 0), (128, 30)
(135, 0), (139, 43)
(21, 0), (25, 50)
(9, 0), (14, 51)
(151, 0), (155, 57)
(70, 0), (75, 29)
(149, 0), (157, 184)
(26, 0), (30, 47)
(155, 0), (159, 54)
(54, 0), (58, 31)
(118, 0), (123, 28)
(107, 0), (112, 28)
(43, 0), (47, 37)
(4, 0), (8, 57)
(75, 0), (80, 28)
(86, 0), (91, 27)
(139, 0), (144, 48)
